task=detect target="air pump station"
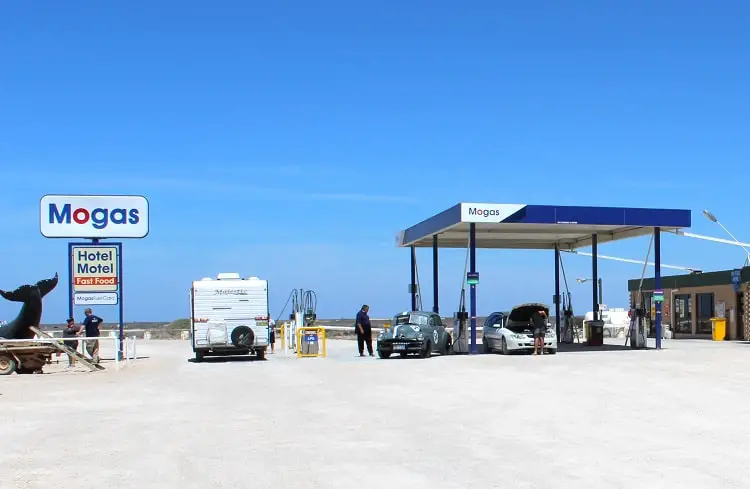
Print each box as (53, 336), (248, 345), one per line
(396, 203), (692, 353)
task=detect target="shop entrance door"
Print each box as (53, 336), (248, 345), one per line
(674, 294), (692, 335)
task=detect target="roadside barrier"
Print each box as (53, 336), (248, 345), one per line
(0, 335), (138, 371)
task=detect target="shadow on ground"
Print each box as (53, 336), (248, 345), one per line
(187, 355), (267, 364)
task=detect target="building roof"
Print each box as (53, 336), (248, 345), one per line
(397, 203), (692, 250)
(627, 266), (750, 291)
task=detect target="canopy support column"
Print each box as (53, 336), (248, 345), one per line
(655, 227), (662, 349)
(410, 246), (417, 311)
(554, 244), (561, 344)
(592, 234), (599, 321)
(469, 223), (478, 354)
(432, 235), (439, 314)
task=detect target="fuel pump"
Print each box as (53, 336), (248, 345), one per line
(451, 237), (471, 354)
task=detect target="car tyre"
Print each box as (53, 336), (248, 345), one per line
(0, 354), (17, 375)
(483, 338), (491, 354)
(547, 348), (557, 355)
(256, 348), (266, 360)
(420, 341), (432, 358)
(501, 337), (509, 355)
(399, 352), (408, 358)
(194, 350), (204, 363)
(378, 351), (391, 359)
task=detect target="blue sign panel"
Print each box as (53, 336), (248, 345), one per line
(731, 269), (742, 292)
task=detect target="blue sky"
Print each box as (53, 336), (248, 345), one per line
(1, 0), (749, 323)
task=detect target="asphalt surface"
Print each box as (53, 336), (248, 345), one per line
(2, 338), (749, 488)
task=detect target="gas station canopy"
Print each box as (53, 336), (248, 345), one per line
(395, 202), (692, 353)
(396, 203), (692, 250)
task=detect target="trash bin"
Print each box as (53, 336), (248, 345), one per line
(711, 318), (726, 341)
(587, 320), (604, 346)
(301, 330), (320, 355)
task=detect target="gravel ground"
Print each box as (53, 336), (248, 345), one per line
(1, 338), (750, 489)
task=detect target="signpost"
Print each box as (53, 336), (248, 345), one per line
(653, 289), (665, 303)
(40, 194), (148, 360)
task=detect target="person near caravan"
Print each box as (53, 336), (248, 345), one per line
(355, 304), (374, 357)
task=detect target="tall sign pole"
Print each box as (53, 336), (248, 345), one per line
(40, 194), (149, 360)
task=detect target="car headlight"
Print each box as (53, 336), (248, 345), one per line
(416, 332), (424, 340)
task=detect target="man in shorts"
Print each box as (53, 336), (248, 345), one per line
(531, 309), (547, 355)
(82, 308), (104, 363)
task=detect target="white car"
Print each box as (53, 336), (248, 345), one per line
(481, 303), (557, 354)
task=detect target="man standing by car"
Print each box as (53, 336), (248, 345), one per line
(531, 309), (547, 355)
(82, 308), (103, 364)
(355, 304), (373, 357)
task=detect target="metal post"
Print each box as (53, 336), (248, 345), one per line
(432, 235), (439, 314)
(598, 278), (603, 306)
(410, 246), (417, 311)
(118, 242), (124, 360)
(592, 234), (598, 321)
(554, 244), (561, 344)
(655, 227), (662, 349)
(67, 242), (74, 321)
(469, 223), (477, 354)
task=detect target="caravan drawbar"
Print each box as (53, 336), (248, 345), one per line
(190, 272), (270, 362)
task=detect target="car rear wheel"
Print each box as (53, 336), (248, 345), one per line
(483, 338), (491, 354)
(378, 351), (391, 359)
(420, 341), (432, 358)
(442, 335), (452, 355)
(501, 337), (509, 355)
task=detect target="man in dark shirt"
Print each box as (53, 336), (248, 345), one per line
(62, 317), (82, 367)
(82, 307), (104, 364)
(531, 309), (547, 355)
(355, 304), (373, 357)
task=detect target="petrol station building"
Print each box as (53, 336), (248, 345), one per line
(396, 202), (692, 352)
(628, 267), (750, 340)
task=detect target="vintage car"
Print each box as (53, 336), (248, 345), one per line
(482, 303), (557, 354)
(376, 310), (452, 359)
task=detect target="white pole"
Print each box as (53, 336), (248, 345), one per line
(563, 250), (700, 272)
(114, 337), (119, 371)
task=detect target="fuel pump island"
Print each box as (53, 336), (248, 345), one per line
(395, 202), (692, 353)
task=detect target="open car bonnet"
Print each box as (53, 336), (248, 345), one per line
(508, 303), (550, 323)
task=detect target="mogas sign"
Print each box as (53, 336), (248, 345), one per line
(40, 195), (149, 238)
(460, 203), (526, 223)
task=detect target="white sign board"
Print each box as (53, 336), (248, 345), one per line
(71, 245), (119, 292)
(460, 203), (526, 223)
(74, 292), (119, 305)
(40, 194), (149, 238)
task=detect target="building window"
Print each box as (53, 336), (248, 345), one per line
(696, 293), (715, 334)
(674, 294), (692, 334)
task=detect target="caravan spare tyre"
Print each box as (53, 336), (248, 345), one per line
(230, 326), (255, 347)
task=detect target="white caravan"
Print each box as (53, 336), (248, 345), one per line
(190, 273), (270, 362)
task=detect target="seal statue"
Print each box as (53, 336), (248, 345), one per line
(0, 273), (59, 340)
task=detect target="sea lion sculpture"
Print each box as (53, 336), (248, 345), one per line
(0, 273), (59, 340)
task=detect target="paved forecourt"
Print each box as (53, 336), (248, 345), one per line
(1, 338), (748, 488)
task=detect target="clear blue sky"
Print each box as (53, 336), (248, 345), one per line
(1, 0), (748, 323)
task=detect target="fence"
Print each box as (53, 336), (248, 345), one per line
(0, 335), (138, 371)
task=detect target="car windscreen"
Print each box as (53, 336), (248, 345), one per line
(393, 314), (428, 326)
